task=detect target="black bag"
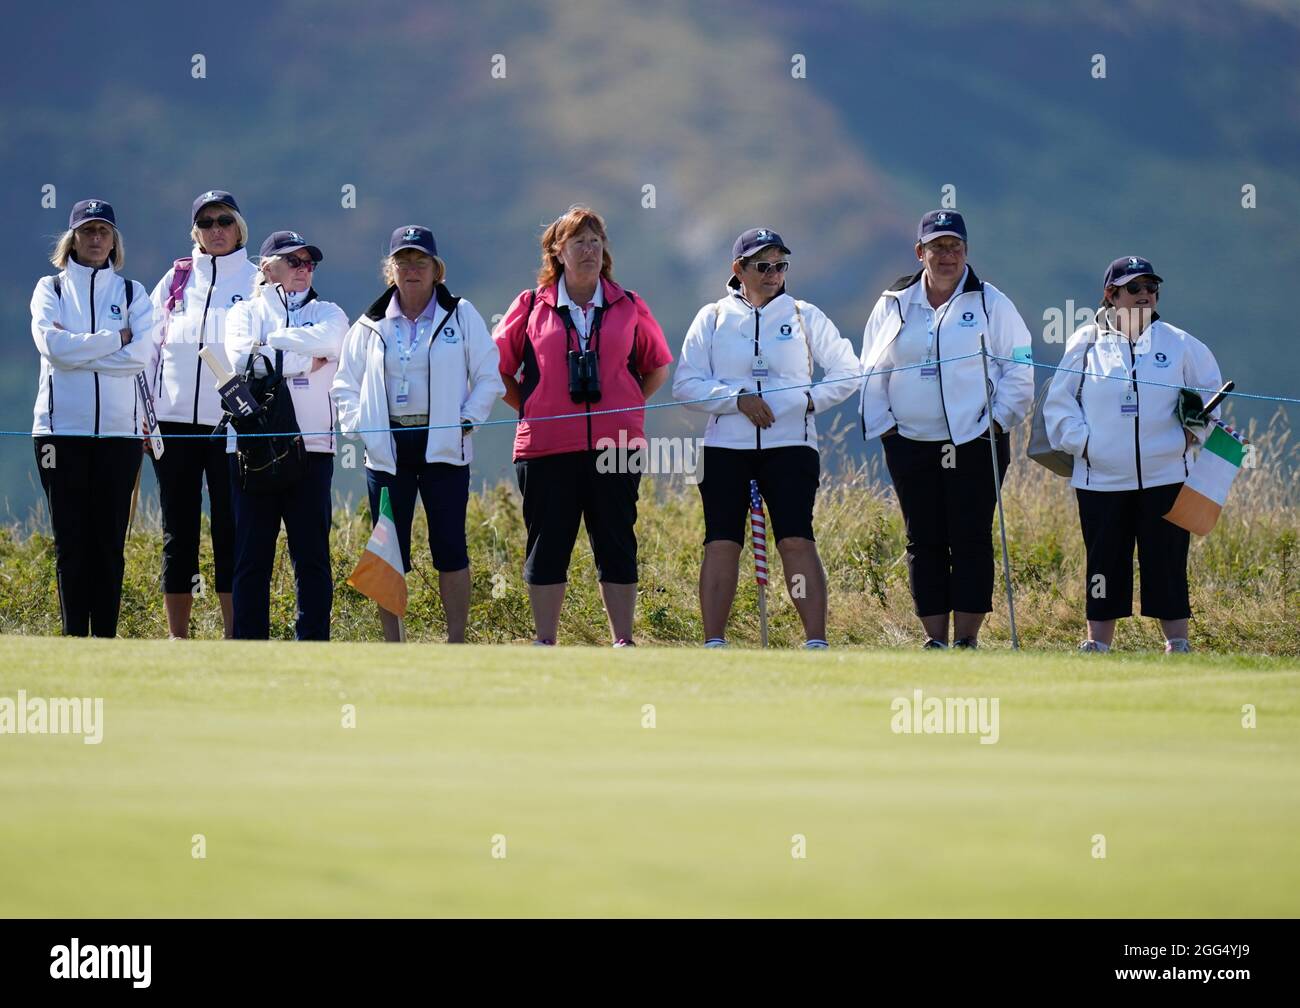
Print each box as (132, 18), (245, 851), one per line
(1027, 341), (1090, 477)
(225, 348), (307, 494)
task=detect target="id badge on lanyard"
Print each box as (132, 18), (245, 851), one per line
(751, 354), (769, 380)
(1120, 349), (1140, 416)
(395, 318), (420, 407)
(919, 311), (939, 381)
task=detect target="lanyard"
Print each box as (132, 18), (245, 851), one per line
(394, 313), (429, 386)
(921, 290), (960, 357)
(560, 304), (604, 355)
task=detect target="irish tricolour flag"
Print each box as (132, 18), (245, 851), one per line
(347, 486), (408, 616)
(1164, 421), (1248, 536)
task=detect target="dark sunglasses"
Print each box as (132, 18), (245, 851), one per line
(749, 260), (790, 275)
(196, 214), (236, 230)
(283, 255), (317, 270)
(1123, 281), (1160, 295)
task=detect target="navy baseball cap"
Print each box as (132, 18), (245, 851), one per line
(192, 189), (241, 220)
(918, 210), (967, 244)
(390, 225), (438, 257)
(1104, 256), (1163, 289)
(69, 199), (116, 230)
(259, 230), (323, 263)
(732, 228), (790, 260)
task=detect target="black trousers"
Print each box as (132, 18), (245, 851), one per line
(364, 427), (471, 574)
(34, 436), (142, 637)
(230, 452), (334, 641)
(883, 430), (1010, 617)
(151, 421), (234, 595)
(698, 445), (820, 545)
(1076, 482), (1191, 621)
(515, 450), (641, 585)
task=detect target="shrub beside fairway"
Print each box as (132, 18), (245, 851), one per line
(0, 419), (1295, 652)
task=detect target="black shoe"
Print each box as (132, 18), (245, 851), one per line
(922, 638), (948, 650)
(953, 637), (978, 649)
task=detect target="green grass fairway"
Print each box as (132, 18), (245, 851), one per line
(1, 636), (1296, 917)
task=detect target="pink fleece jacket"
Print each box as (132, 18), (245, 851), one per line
(494, 277), (672, 460)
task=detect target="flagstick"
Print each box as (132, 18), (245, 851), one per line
(979, 333), (1019, 649)
(749, 479), (770, 649)
(126, 463), (143, 537)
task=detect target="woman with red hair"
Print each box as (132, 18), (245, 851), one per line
(494, 207), (673, 647)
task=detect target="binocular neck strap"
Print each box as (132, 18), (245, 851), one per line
(555, 304), (575, 340)
(556, 303), (605, 354)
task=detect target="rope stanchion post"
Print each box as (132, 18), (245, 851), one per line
(979, 333), (1020, 650)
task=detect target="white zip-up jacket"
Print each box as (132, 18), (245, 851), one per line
(31, 258), (155, 437)
(858, 267), (1035, 445)
(672, 285), (860, 450)
(223, 284), (348, 455)
(1043, 314), (1223, 491)
(148, 245), (259, 427)
(332, 285), (505, 475)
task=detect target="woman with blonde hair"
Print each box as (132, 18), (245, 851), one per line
(223, 230), (348, 640)
(147, 189), (259, 638)
(333, 226), (503, 642)
(493, 206), (673, 647)
(31, 198), (154, 636)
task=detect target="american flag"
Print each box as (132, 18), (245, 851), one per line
(749, 479), (768, 587)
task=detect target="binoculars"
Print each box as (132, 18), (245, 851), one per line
(567, 349), (601, 403)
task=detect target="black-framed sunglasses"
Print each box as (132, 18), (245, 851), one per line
(196, 214), (236, 230)
(749, 260), (790, 275)
(1123, 281), (1160, 295)
(283, 255), (317, 270)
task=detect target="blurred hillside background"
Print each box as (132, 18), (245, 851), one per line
(2, 0), (1297, 520)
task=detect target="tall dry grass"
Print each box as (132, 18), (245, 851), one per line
(1, 408), (1295, 653)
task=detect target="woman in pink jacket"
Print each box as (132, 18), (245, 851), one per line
(494, 206), (673, 647)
